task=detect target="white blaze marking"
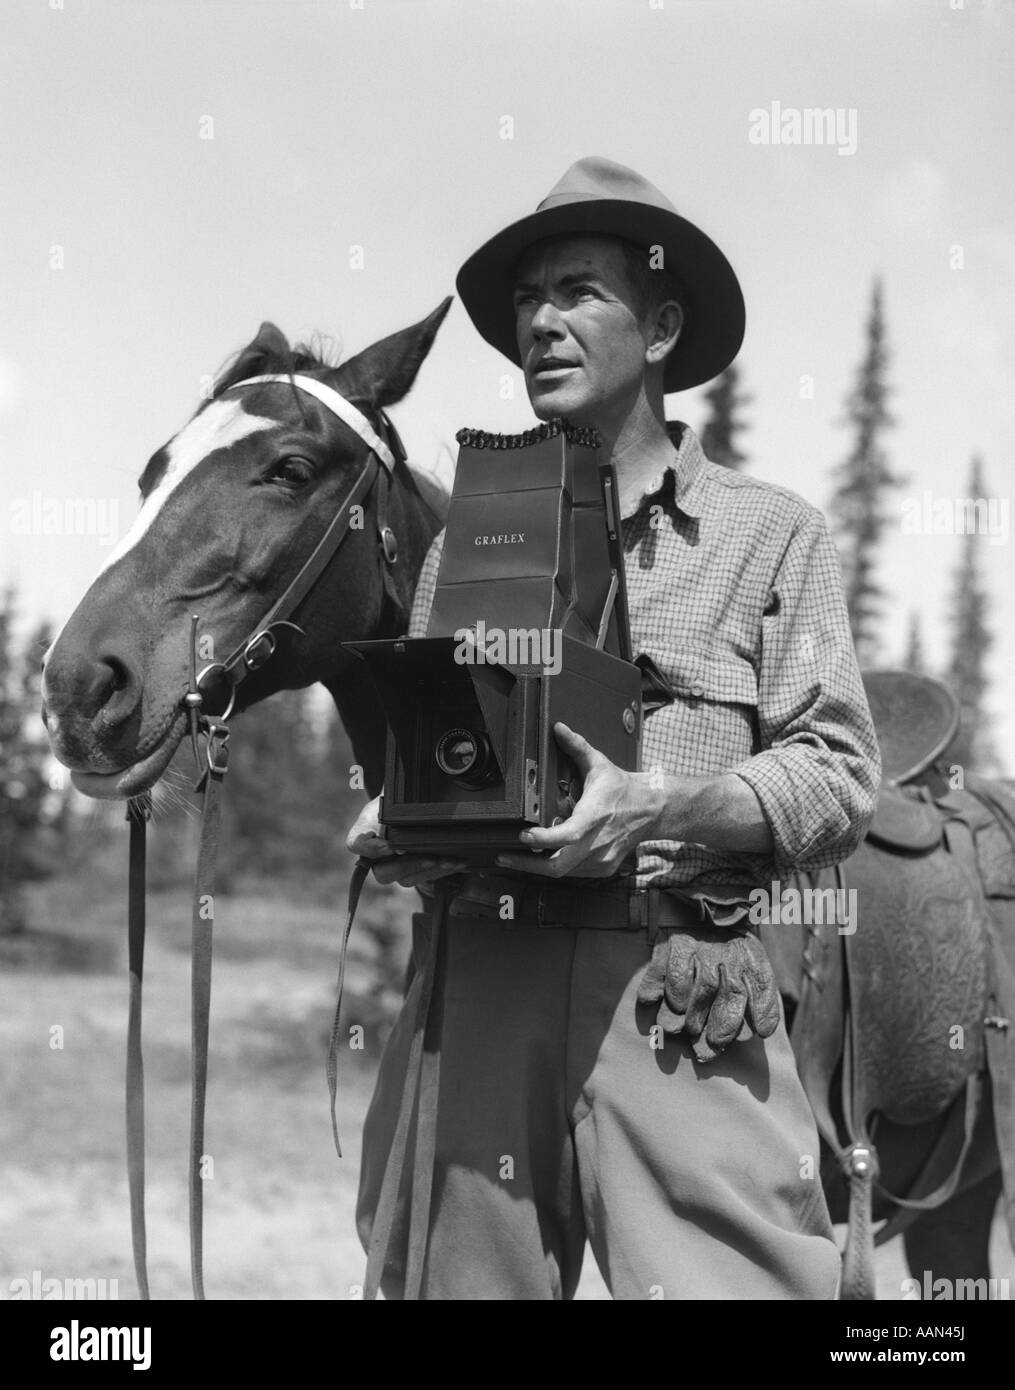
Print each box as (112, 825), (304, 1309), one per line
(96, 398), (278, 577)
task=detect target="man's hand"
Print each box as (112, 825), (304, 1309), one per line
(345, 795), (468, 889)
(637, 925), (782, 1063)
(494, 722), (663, 879)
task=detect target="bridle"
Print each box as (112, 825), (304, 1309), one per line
(124, 375), (401, 1299)
(193, 373), (404, 722)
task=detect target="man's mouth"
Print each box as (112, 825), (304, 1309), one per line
(530, 358), (577, 379)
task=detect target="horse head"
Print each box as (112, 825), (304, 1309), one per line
(41, 299), (452, 800)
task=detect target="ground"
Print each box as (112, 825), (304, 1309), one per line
(1, 870), (1012, 1302)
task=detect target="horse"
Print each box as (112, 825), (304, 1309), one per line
(763, 754), (1015, 1301)
(42, 301), (452, 802)
(40, 310), (1015, 1299)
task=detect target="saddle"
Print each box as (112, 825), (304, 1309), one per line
(771, 669), (1015, 1299)
(863, 668), (961, 788)
(861, 668), (960, 852)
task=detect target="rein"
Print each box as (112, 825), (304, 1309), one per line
(124, 375), (397, 1299)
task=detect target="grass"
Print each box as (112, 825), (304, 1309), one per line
(2, 864), (1012, 1301)
(0, 864), (408, 1300)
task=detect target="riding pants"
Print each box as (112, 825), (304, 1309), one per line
(356, 908), (842, 1300)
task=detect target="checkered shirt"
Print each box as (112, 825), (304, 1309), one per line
(405, 422), (881, 891)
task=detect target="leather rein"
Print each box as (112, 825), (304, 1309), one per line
(124, 375), (399, 1299)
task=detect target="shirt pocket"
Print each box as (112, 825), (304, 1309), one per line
(638, 643), (759, 708)
(637, 644), (761, 772)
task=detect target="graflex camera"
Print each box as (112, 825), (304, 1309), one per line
(345, 419), (642, 855)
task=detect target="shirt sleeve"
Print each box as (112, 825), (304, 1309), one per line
(406, 528), (446, 638)
(732, 506), (881, 875)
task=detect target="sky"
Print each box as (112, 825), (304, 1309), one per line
(2, 0), (1013, 767)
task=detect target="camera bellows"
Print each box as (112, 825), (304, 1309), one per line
(454, 418), (602, 451)
(430, 420), (621, 652)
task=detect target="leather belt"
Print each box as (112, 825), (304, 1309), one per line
(444, 873), (724, 933)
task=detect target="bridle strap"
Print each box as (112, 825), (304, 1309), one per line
(188, 725), (229, 1300)
(363, 880), (452, 1301)
(327, 857), (372, 1158)
(218, 453), (383, 687)
(231, 374), (397, 472)
(126, 799), (151, 1300)
(125, 725), (229, 1303)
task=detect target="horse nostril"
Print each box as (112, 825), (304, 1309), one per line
(92, 653), (141, 729)
(104, 656), (130, 694)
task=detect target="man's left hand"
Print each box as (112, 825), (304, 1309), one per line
(495, 721), (662, 879)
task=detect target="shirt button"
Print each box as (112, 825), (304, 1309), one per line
(691, 683), (704, 697)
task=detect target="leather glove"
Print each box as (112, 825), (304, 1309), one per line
(637, 924), (781, 1064)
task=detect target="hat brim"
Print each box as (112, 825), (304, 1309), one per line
(455, 200), (745, 393)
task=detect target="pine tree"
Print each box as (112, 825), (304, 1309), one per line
(0, 588), (19, 932)
(220, 685), (353, 880)
(0, 594), (52, 932)
(17, 620), (54, 859)
(699, 364), (751, 470)
(945, 456), (995, 773)
(903, 612), (925, 675)
(828, 279), (903, 665)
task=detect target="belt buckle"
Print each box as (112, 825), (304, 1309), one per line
(533, 887), (569, 929)
(535, 888), (550, 928)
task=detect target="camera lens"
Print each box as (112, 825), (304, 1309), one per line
(435, 727), (495, 788)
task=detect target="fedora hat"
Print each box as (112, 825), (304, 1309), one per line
(456, 156), (745, 392)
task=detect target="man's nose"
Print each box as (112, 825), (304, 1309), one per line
(529, 299), (566, 341)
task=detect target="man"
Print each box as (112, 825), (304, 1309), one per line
(347, 156), (880, 1300)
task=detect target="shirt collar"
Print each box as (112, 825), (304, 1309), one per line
(619, 421), (708, 522)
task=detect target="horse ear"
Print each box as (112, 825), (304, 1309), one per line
(214, 322), (292, 393)
(247, 321), (292, 361)
(332, 297), (453, 410)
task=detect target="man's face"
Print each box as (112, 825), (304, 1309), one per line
(512, 234), (652, 426)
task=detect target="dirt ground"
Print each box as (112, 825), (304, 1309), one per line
(2, 870), (1012, 1302)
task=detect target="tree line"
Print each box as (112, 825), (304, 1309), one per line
(696, 279), (999, 775)
(0, 280), (1004, 931)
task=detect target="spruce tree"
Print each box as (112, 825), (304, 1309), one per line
(828, 279), (903, 665)
(0, 588), (19, 931)
(220, 685), (348, 880)
(0, 594), (51, 932)
(945, 455), (995, 773)
(903, 612), (925, 675)
(700, 364), (751, 470)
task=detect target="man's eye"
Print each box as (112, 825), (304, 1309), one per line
(571, 284), (597, 299)
(269, 457), (314, 487)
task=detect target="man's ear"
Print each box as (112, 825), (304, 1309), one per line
(645, 300), (683, 371)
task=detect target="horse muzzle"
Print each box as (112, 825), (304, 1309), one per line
(41, 631), (187, 797)
(64, 712), (189, 800)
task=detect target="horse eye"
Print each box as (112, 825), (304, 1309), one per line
(270, 457), (314, 487)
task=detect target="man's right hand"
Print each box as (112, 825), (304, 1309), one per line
(345, 795), (468, 890)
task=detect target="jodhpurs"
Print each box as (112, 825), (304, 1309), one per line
(356, 908), (842, 1300)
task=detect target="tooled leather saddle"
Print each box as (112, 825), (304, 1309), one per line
(763, 670), (1015, 1300)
